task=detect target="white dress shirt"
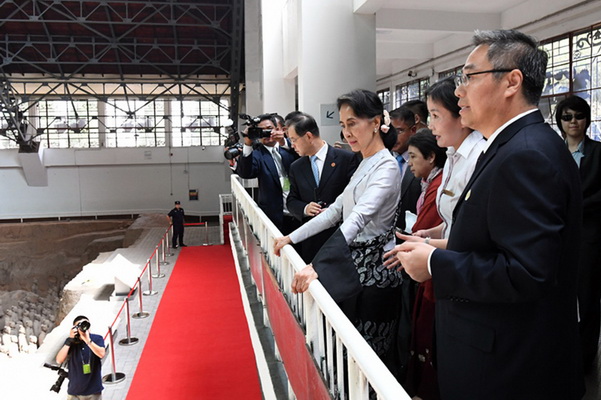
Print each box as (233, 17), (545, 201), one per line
(289, 148), (401, 252)
(437, 131), (486, 238)
(312, 142), (328, 180)
(303, 142), (328, 216)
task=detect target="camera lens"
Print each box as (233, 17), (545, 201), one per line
(78, 320), (91, 332)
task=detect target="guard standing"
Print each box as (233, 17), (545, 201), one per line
(167, 201), (187, 248)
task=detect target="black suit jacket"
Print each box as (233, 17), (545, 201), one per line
(287, 145), (358, 262)
(580, 136), (601, 235)
(235, 144), (298, 230)
(430, 111), (584, 399)
(397, 162), (421, 233)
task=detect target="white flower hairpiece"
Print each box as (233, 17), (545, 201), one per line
(383, 109), (391, 126)
(380, 109), (391, 133)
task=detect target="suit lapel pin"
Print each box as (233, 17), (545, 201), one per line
(331, 162), (336, 167)
(465, 189), (471, 201)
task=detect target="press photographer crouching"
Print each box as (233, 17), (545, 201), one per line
(55, 316), (106, 400)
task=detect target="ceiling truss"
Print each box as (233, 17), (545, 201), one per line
(0, 0), (242, 149)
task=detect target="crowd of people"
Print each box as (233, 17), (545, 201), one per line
(234, 29), (600, 400)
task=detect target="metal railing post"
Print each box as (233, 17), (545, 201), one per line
(102, 326), (126, 384)
(153, 247), (165, 278)
(167, 225), (174, 254)
(132, 277), (150, 319)
(143, 259), (158, 296)
(161, 236), (170, 265)
(203, 221), (209, 245)
(118, 298), (139, 346)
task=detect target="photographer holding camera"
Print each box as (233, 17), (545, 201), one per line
(55, 316), (105, 399)
(235, 113), (299, 233)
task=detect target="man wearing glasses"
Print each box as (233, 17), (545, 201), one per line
(285, 112), (358, 262)
(395, 30), (585, 399)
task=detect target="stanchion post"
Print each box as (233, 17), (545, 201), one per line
(132, 277), (150, 319)
(143, 259), (158, 296)
(102, 326), (126, 384)
(118, 298), (139, 346)
(161, 236), (170, 265)
(203, 221), (209, 246)
(153, 247), (165, 279)
(165, 228), (174, 257)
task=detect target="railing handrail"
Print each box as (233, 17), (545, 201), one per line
(231, 175), (409, 399)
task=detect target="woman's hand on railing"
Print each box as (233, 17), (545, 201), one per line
(274, 236), (292, 256)
(291, 264), (318, 294)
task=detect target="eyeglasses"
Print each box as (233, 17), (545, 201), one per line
(454, 69), (515, 87)
(560, 113), (587, 122)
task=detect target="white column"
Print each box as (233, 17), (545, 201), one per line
(252, 0), (376, 144)
(164, 99), (172, 148)
(97, 100), (106, 147)
(261, 0), (296, 116)
(298, 0), (376, 143)
(244, 0), (265, 116)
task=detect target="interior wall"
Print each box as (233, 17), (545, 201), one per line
(0, 147), (232, 220)
(376, 1), (601, 96)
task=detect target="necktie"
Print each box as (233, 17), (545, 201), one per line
(310, 155), (320, 186)
(475, 151), (485, 169)
(271, 147), (286, 178)
(396, 154), (406, 176)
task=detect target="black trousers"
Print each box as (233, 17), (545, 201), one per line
(578, 233), (601, 373)
(172, 224), (184, 247)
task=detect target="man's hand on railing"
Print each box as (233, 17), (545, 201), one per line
(274, 235), (292, 256)
(291, 264), (318, 294)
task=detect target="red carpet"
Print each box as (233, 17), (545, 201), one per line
(126, 245), (262, 400)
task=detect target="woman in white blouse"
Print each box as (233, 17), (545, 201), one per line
(384, 77), (486, 400)
(388, 77), (486, 255)
(274, 89), (403, 360)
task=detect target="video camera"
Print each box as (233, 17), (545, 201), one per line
(239, 113), (273, 141)
(223, 113), (274, 160)
(44, 363), (69, 393)
(223, 125), (242, 160)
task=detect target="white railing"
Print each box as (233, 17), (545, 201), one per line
(231, 175), (410, 400)
(219, 193), (233, 245)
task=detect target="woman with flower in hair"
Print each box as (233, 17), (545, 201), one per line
(275, 89), (403, 361)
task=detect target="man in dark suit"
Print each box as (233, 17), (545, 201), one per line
(394, 30), (585, 399)
(286, 112), (358, 262)
(390, 106), (422, 234)
(235, 113), (298, 233)
(556, 95), (601, 374)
